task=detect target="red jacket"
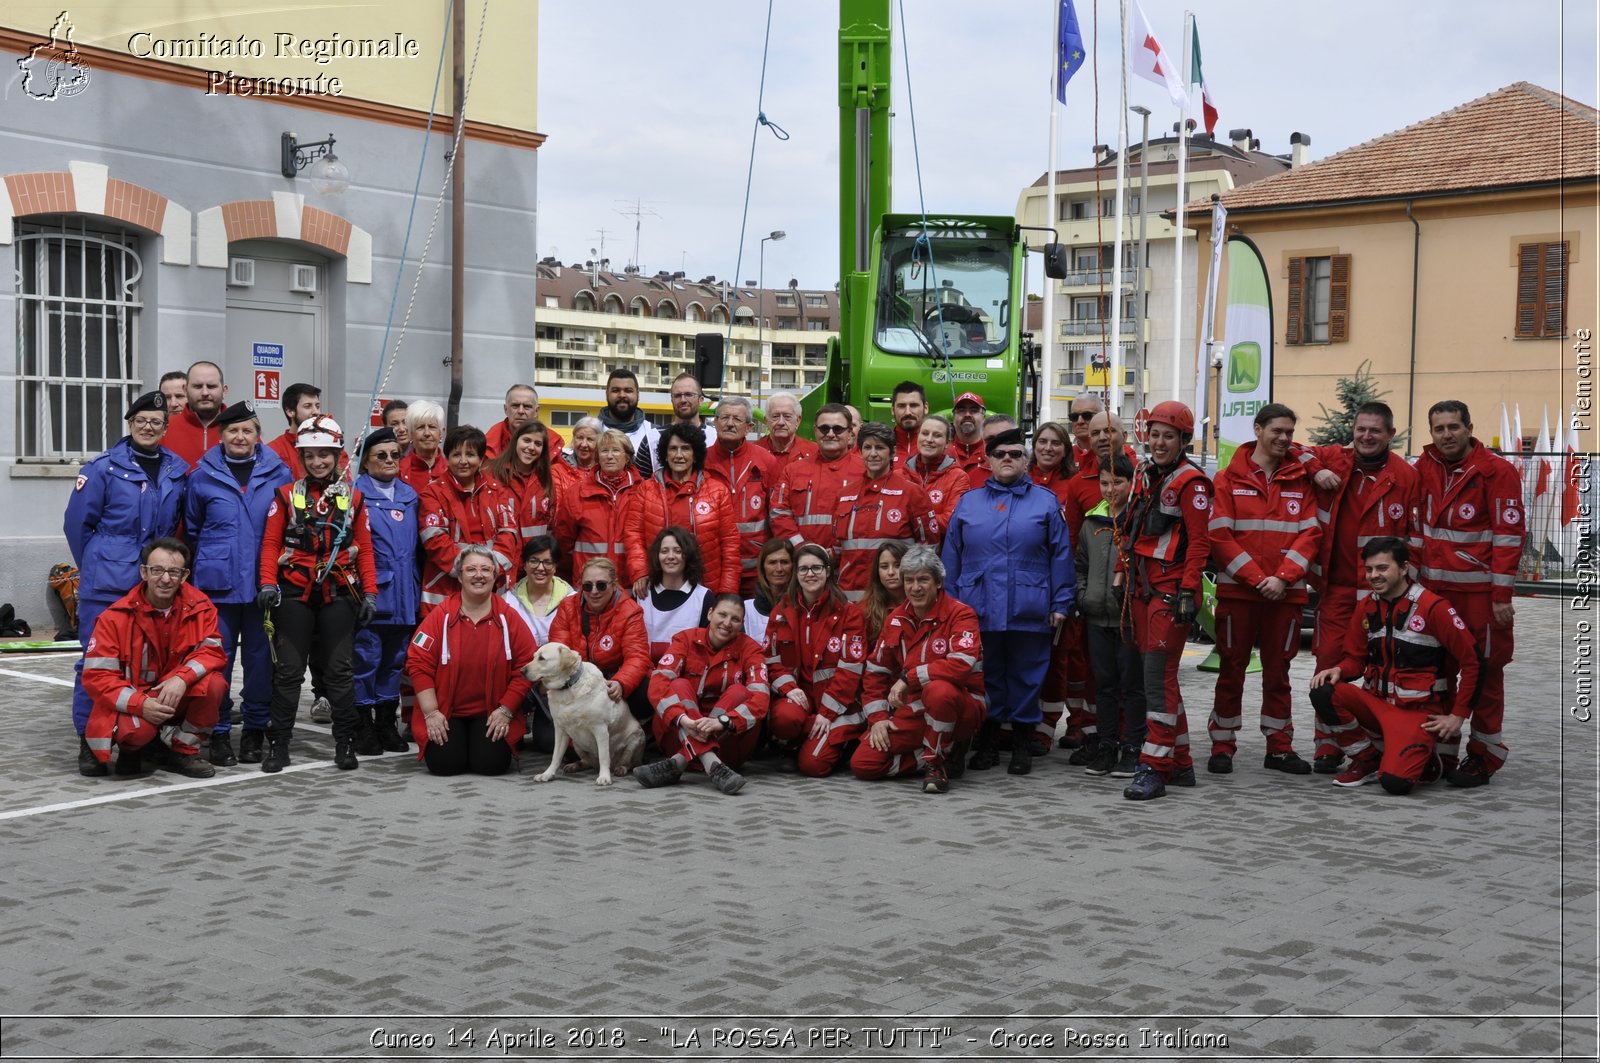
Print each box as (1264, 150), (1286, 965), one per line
(621, 472), (740, 593)
(548, 591), (651, 696)
(484, 419), (567, 461)
(1307, 444), (1421, 593)
(832, 468), (937, 599)
(861, 592), (986, 725)
(770, 450), (866, 551)
(1334, 580), (1481, 716)
(82, 582), (227, 763)
(763, 593), (868, 724)
(556, 468), (644, 585)
(1208, 442), (1322, 603)
(949, 437), (988, 476)
(648, 627), (771, 733)
(702, 441), (779, 592)
(903, 455), (970, 536)
(399, 448), (446, 495)
(405, 593), (535, 755)
(163, 408), (224, 468)
(1415, 439), (1525, 603)
(754, 434), (819, 480)
(495, 467), (568, 552)
(259, 479), (379, 605)
(894, 425), (919, 466)
(1125, 458), (1213, 595)
(418, 474), (519, 611)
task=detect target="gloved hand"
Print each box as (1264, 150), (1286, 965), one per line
(256, 585), (281, 611)
(356, 594), (378, 628)
(1171, 589), (1197, 625)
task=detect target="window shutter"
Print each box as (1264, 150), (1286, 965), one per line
(1328, 254), (1352, 343)
(1285, 257), (1304, 345)
(1515, 243), (1541, 338)
(1542, 241), (1567, 337)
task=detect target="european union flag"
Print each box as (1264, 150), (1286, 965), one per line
(1058, 0), (1086, 103)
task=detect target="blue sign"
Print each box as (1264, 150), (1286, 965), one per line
(252, 342), (284, 368)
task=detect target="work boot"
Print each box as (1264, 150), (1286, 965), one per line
(1028, 731), (1053, 758)
(967, 720), (1000, 772)
(78, 735), (108, 777)
(352, 706), (383, 756)
(374, 701), (408, 753)
(1445, 754), (1491, 789)
(1007, 734), (1034, 775)
(237, 728), (266, 764)
(708, 762), (746, 795)
(209, 731), (237, 767)
(1313, 752), (1345, 775)
(163, 749), (217, 779)
(1122, 764), (1167, 801)
(334, 737), (358, 770)
(1207, 753), (1234, 775)
(634, 758), (684, 789)
(113, 746), (144, 776)
(1168, 766), (1197, 788)
(1263, 750), (1313, 775)
(310, 696), (333, 724)
(261, 735), (291, 774)
(946, 738), (970, 780)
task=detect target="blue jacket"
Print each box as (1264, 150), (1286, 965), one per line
(184, 444), (292, 605)
(64, 438), (189, 604)
(941, 476), (1075, 634)
(356, 473), (421, 622)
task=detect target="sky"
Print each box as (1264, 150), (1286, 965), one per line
(536, 0), (1597, 291)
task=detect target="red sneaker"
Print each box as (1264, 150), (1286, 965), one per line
(1332, 751), (1380, 788)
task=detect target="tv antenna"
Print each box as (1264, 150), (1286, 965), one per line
(615, 198), (660, 272)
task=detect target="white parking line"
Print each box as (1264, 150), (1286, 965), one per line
(0, 668), (73, 687)
(0, 759), (338, 821)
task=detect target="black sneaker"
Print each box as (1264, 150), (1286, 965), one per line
(1111, 748), (1141, 778)
(1263, 751), (1313, 775)
(1446, 755), (1491, 789)
(708, 763), (746, 795)
(1066, 743), (1096, 766)
(1313, 752), (1345, 775)
(78, 736), (108, 777)
(922, 765), (949, 794)
(633, 758), (684, 789)
(208, 732), (237, 767)
(334, 738), (358, 770)
(261, 736), (291, 774)
(1168, 766), (1197, 787)
(1207, 753), (1234, 775)
(1083, 747), (1117, 776)
(237, 728), (265, 764)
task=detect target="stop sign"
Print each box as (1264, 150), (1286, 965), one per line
(1134, 407), (1151, 443)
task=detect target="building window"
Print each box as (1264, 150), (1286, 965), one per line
(805, 295), (828, 308)
(1070, 200), (1088, 220)
(602, 294), (624, 314)
(806, 320), (829, 331)
(1286, 254), (1351, 344)
(775, 292), (796, 307)
(1515, 241), (1567, 338)
(574, 291), (596, 312)
(16, 221), (144, 460)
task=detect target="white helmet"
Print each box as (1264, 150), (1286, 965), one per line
(296, 415), (345, 450)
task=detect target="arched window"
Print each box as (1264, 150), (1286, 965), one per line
(685, 301), (706, 322)
(602, 293), (625, 315)
(710, 304), (730, 325)
(629, 296), (651, 317)
(656, 299), (679, 319)
(574, 289), (596, 312)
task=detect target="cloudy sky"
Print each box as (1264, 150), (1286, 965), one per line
(537, 0), (1596, 289)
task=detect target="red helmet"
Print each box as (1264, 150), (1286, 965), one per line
(1147, 400), (1195, 437)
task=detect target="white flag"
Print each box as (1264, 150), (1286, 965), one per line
(1131, 0), (1190, 109)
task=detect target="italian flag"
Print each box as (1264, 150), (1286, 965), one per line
(1191, 19), (1219, 136)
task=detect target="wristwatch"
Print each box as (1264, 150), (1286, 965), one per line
(715, 712), (733, 733)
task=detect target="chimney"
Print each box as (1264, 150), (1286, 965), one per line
(1093, 143), (1111, 165)
(1290, 131), (1312, 169)
(1228, 127), (1252, 152)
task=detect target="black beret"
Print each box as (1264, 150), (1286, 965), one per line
(213, 401), (259, 428)
(985, 427), (1026, 455)
(124, 391), (168, 420)
(358, 427), (398, 462)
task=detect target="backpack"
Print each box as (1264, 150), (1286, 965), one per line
(49, 562), (79, 638)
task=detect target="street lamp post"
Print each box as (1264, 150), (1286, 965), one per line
(758, 229), (786, 404)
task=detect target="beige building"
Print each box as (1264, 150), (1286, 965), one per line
(1194, 82), (1598, 455)
(1016, 135), (1289, 420)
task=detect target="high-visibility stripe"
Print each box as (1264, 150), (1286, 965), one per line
(1421, 566), (1490, 585)
(83, 658), (122, 671)
(1422, 525), (1492, 544)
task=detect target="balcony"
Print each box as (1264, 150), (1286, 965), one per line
(554, 338), (598, 352)
(1054, 367), (1149, 391)
(1060, 319), (1148, 342)
(1058, 267), (1139, 291)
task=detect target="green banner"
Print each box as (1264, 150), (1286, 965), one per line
(1216, 239), (1272, 468)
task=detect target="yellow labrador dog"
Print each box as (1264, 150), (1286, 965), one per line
(524, 642), (645, 786)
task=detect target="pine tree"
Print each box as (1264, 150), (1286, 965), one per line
(1308, 360), (1408, 448)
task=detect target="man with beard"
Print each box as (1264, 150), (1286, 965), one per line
(637, 373), (716, 478)
(947, 393), (989, 477)
(890, 381), (928, 465)
(599, 369), (658, 471)
(162, 360), (229, 467)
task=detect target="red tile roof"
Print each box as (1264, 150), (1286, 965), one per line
(1213, 82), (1598, 213)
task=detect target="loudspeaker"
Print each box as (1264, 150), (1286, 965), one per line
(693, 332), (725, 388)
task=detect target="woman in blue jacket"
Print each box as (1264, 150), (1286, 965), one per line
(940, 427), (1075, 777)
(352, 427), (420, 754)
(184, 401), (292, 766)
(64, 391), (189, 776)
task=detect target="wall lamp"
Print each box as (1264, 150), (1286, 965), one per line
(281, 132), (350, 194)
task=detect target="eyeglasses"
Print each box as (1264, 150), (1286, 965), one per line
(527, 558), (556, 568)
(582, 580), (611, 592)
(130, 417), (166, 430)
(672, 392), (701, 401)
(815, 424), (849, 435)
(992, 448), (1027, 461)
(796, 565), (827, 576)
(1069, 411), (1097, 422)
(141, 565), (187, 580)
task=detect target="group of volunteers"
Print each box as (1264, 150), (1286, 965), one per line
(64, 358), (1522, 799)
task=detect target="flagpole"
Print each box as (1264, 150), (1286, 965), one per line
(1169, 10), (1192, 403)
(1044, 0), (1062, 426)
(1108, 0), (1130, 416)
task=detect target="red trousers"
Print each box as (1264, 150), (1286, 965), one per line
(1332, 684), (1440, 783)
(109, 673), (226, 756)
(1040, 616), (1094, 744)
(653, 681), (762, 769)
(1311, 585), (1372, 758)
(1130, 590), (1193, 776)
(768, 689), (863, 778)
(1434, 590), (1512, 772)
(1208, 598), (1302, 756)
(849, 680), (982, 779)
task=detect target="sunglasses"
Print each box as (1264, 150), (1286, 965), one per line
(582, 580), (611, 592)
(1069, 411), (1097, 422)
(992, 448), (1027, 460)
(815, 424), (849, 435)
(369, 450), (401, 462)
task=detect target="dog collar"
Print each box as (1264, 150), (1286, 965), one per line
(555, 670), (584, 692)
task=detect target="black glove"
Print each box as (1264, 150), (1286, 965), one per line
(256, 585), (281, 611)
(1171, 589), (1197, 626)
(356, 594), (378, 628)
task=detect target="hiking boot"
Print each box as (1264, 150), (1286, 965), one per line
(1446, 754), (1491, 789)
(633, 758), (684, 789)
(1168, 766), (1197, 788)
(1111, 748), (1142, 778)
(1084, 746), (1117, 776)
(1263, 750), (1313, 775)
(968, 720), (1000, 771)
(1313, 752), (1345, 775)
(113, 746), (144, 776)
(334, 738), (358, 770)
(78, 736), (108, 777)
(1333, 750), (1381, 788)
(1122, 764), (1166, 801)
(922, 765), (950, 794)
(1028, 732), (1053, 758)
(208, 731), (237, 767)
(310, 696), (333, 724)
(261, 736), (291, 774)
(946, 739), (970, 780)
(708, 762), (746, 795)
(163, 749), (217, 779)
(237, 728), (266, 764)
(352, 706), (383, 756)
(373, 702), (408, 753)
(1207, 753), (1234, 775)
(1007, 738), (1033, 776)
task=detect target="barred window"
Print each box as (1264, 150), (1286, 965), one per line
(16, 220), (143, 460)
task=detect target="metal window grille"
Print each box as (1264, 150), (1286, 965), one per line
(16, 220), (143, 460)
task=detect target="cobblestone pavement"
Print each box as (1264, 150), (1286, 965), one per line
(0, 595), (1594, 1062)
